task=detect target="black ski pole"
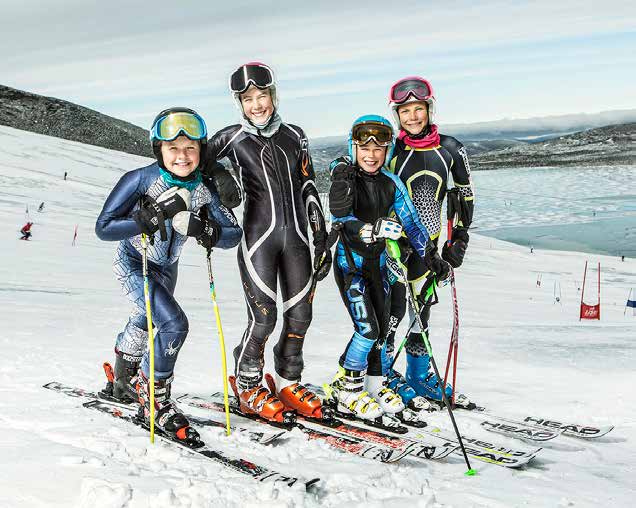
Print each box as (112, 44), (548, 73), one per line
(386, 239), (475, 476)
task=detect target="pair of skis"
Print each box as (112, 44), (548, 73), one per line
(184, 393), (538, 469)
(43, 382), (318, 490)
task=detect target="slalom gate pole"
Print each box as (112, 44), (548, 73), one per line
(141, 233), (155, 443)
(206, 250), (231, 436)
(386, 239), (475, 475)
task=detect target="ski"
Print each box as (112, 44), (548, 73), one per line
(430, 397), (614, 440)
(479, 418), (562, 442)
(181, 394), (459, 463)
(43, 382), (284, 445)
(414, 430), (541, 468)
(177, 394), (415, 463)
(472, 410), (614, 439)
(84, 399), (318, 489)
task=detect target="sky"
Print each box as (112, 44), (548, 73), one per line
(1, 0), (635, 138)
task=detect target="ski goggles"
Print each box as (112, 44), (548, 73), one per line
(389, 77), (433, 104)
(229, 63), (275, 94)
(351, 122), (393, 146)
(151, 111), (207, 142)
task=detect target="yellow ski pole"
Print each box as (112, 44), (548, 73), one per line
(206, 250), (231, 436)
(141, 233), (155, 443)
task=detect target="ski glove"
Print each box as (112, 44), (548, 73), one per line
(329, 158), (356, 218)
(203, 161), (242, 209)
(172, 209), (220, 250)
(360, 217), (403, 244)
(312, 230), (333, 281)
(133, 187), (190, 239)
(442, 227), (469, 268)
(423, 241), (451, 283)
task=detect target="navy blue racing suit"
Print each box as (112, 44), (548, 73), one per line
(95, 163), (242, 379)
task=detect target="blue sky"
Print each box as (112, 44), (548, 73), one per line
(2, 0), (635, 137)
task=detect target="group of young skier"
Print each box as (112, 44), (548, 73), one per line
(95, 63), (474, 443)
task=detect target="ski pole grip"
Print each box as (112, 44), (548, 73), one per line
(386, 239), (401, 260)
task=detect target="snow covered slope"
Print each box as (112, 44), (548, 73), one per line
(1, 125), (635, 507)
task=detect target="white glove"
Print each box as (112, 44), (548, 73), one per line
(360, 217), (403, 244)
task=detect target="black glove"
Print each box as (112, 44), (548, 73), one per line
(313, 230), (333, 281)
(442, 227), (469, 268)
(172, 209), (220, 250)
(203, 161), (242, 209)
(133, 187), (190, 238)
(424, 241), (451, 283)
(329, 158), (356, 218)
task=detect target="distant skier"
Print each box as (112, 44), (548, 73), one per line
(64, 171), (68, 181)
(323, 115), (439, 427)
(20, 222), (33, 240)
(384, 76), (475, 406)
(204, 62), (330, 423)
(95, 107), (242, 443)
(38, 202), (45, 212)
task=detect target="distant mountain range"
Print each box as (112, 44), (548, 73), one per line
(1, 83), (634, 178)
(470, 122), (635, 170)
(0, 84), (151, 157)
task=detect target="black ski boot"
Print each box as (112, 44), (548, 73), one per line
(100, 350), (140, 404)
(136, 371), (202, 447)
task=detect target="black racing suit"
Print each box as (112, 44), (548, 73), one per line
(206, 122), (327, 388)
(387, 134), (475, 357)
(330, 160), (430, 377)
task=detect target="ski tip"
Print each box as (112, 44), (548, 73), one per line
(465, 468), (477, 476)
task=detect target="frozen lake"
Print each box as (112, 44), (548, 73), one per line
(472, 165), (636, 257)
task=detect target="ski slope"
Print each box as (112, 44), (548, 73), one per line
(1, 124), (635, 507)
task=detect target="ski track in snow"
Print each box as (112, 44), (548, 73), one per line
(1, 125), (635, 507)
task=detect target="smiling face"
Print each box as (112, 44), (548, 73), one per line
(160, 135), (201, 177)
(356, 141), (387, 174)
(397, 100), (429, 135)
(240, 85), (274, 125)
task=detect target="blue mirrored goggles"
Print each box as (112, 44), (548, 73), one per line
(151, 112), (207, 142)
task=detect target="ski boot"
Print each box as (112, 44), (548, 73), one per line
(323, 368), (405, 432)
(264, 373), (332, 421)
(386, 369), (437, 413)
(229, 375), (294, 425)
(99, 350), (140, 404)
(406, 353), (453, 402)
(136, 371), (202, 447)
(365, 375), (405, 414)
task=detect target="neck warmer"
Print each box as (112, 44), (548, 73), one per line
(398, 123), (440, 149)
(160, 168), (202, 192)
(240, 112), (282, 138)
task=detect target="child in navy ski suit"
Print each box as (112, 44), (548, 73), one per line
(95, 107), (241, 442)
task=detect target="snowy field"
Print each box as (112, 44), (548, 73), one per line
(1, 124), (635, 507)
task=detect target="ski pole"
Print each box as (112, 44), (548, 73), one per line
(388, 280), (436, 372)
(386, 239), (475, 475)
(141, 233), (155, 444)
(206, 249), (231, 436)
(442, 268), (459, 405)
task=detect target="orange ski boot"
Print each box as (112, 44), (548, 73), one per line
(229, 376), (293, 424)
(265, 373), (330, 420)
